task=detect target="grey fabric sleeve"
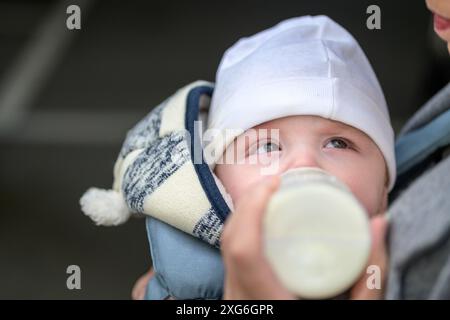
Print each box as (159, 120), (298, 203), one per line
(400, 83), (450, 135)
(386, 155), (450, 299)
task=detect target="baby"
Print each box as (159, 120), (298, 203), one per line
(81, 15), (395, 300)
(215, 115), (390, 299)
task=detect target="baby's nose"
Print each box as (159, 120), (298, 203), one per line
(283, 147), (321, 173)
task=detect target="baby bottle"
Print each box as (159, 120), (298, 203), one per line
(263, 167), (371, 299)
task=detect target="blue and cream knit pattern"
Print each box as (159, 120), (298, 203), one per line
(81, 81), (233, 248)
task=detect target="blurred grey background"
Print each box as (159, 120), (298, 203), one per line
(0, 0), (449, 299)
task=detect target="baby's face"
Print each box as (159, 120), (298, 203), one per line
(214, 115), (388, 217)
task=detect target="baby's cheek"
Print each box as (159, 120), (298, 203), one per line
(336, 172), (376, 217)
(356, 189), (377, 217)
(350, 180), (385, 217)
(214, 164), (261, 206)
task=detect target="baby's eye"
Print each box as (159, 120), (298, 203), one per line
(255, 141), (281, 154)
(325, 138), (349, 149)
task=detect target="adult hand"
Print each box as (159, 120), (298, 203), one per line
(131, 268), (154, 300)
(221, 175), (295, 299)
(350, 215), (388, 299)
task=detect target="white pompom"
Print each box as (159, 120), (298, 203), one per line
(80, 187), (131, 226)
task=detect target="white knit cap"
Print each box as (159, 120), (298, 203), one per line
(206, 15), (396, 190)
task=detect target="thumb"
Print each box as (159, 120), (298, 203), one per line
(351, 214), (389, 299)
